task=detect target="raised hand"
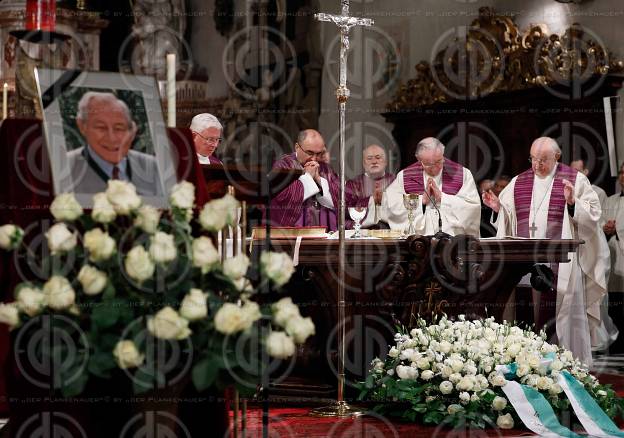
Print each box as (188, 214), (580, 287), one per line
(562, 179), (575, 205)
(482, 190), (500, 213)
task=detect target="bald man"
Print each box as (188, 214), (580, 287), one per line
(268, 129), (342, 231)
(483, 137), (609, 365)
(383, 137), (480, 236)
(346, 144), (395, 228)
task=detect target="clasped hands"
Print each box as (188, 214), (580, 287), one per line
(604, 219), (617, 236)
(303, 161), (322, 185)
(422, 178), (442, 206)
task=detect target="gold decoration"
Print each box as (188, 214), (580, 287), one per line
(387, 7), (624, 111)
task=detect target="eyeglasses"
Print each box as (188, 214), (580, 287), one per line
(194, 131), (222, 144)
(296, 142), (327, 159)
(420, 159), (444, 168)
(528, 156), (554, 165)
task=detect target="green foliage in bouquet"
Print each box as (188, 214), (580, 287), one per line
(0, 180), (314, 398)
(357, 316), (624, 430)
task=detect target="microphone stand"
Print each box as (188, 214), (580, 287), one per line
(424, 189), (450, 240)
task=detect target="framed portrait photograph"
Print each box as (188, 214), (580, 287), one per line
(34, 68), (177, 208)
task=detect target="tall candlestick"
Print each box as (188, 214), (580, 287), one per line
(2, 83), (7, 120)
(166, 53), (176, 127)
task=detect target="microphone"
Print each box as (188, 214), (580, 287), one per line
(424, 189), (449, 239)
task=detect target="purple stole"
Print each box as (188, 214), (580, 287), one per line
(513, 163), (577, 239)
(403, 159), (464, 195)
(514, 163), (578, 307)
(209, 155), (223, 165)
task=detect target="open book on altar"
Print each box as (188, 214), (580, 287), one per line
(251, 226), (327, 239)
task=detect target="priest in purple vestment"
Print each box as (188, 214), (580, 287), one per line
(346, 144), (395, 228)
(382, 137), (480, 236)
(190, 113), (223, 165)
(268, 129), (341, 231)
(482, 137), (609, 365)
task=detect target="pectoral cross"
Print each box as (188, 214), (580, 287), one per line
(529, 222), (538, 238)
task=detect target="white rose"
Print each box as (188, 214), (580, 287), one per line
(439, 340), (452, 354)
(549, 383), (563, 395)
(77, 265), (107, 296)
(191, 237), (220, 274)
(441, 365), (453, 378)
(416, 357), (430, 370)
(0, 303), (19, 328)
(516, 364), (531, 377)
(507, 343), (521, 357)
(421, 370), (434, 381)
(84, 228), (116, 262)
(125, 246), (155, 282)
(43, 276), (76, 310)
(50, 193), (83, 221)
(91, 193), (117, 223)
(459, 391), (470, 404)
(260, 251), (295, 287)
(447, 404), (463, 415)
(388, 346), (399, 358)
(471, 394), (480, 402)
(492, 396), (507, 411)
(45, 223), (77, 255)
(537, 376), (553, 391)
(222, 253), (250, 281)
(170, 181), (195, 209)
(527, 354), (541, 369)
(213, 302), (253, 335)
(396, 365), (418, 380)
(456, 376), (475, 391)
(285, 316), (315, 344)
(463, 364), (478, 376)
(496, 413), (514, 429)
(241, 300), (262, 327)
(16, 286), (45, 317)
(217, 194), (240, 226)
(113, 340), (144, 369)
(449, 373), (462, 384)
(266, 331), (296, 359)
(0, 224), (23, 250)
(491, 375), (507, 387)
(550, 359), (563, 371)
(148, 231), (177, 263)
(147, 306), (191, 340)
(198, 202), (227, 231)
(439, 381), (454, 394)
(450, 359), (464, 373)
(106, 180), (141, 215)
(272, 297), (301, 328)
(179, 288), (208, 321)
(134, 205), (161, 234)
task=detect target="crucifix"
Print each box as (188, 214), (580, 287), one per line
(529, 222), (538, 237)
(309, 0), (373, 419)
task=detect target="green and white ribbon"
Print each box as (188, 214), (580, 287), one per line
(557, 371), (624, 438)
(497, 364), (581, 438)
(496, 363), (624, 437)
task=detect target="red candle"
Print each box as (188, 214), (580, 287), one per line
(25, 0), (56, 32)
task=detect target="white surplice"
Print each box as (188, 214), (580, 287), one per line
(382, 167), (481, 236)
(493, 167), (609, 365)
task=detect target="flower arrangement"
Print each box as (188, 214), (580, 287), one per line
(0, 180), (314, 397)
(358, 316), (624, 432)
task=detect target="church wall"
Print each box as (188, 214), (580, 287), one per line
(317, 0), (624, 179)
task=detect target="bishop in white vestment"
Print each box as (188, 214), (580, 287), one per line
(382, 137), (481, 236)
(483, 137), (609, 365)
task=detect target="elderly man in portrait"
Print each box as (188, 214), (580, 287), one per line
(482, 137), (610, 364)
(190, 113), (223, 165)
(382, 137), (481, 236)
(269, 129), (343, 231)
(346, 144), (395, 229)
(68, 91), (162, 196)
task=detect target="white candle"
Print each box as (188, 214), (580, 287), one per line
(166, 53), (176, 127)
(2, 83), (7, 120)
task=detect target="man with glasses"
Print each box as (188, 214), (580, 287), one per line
(68, 91), (162, 196)
(482, 137), (609, 364)
(190, 113), (223, 165)
(269, 129), (342, 230)
(346, 144), (395, 228)
(382, 137), (480, 236)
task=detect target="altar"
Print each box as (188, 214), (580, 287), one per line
(253, 235), (582, 397)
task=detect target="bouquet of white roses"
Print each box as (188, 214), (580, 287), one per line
(0, 180), (314, 397)
(358, 316), (623, 432)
